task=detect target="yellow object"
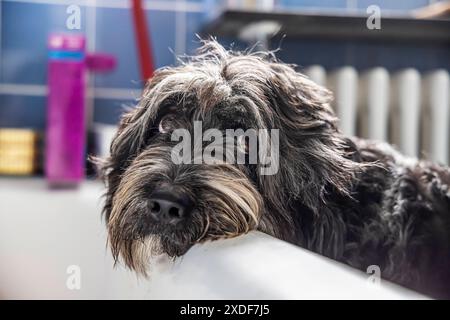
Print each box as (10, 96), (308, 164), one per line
(0, 129), (39, 175)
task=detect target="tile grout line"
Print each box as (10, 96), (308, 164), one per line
(0, 84), (48, 96)
(2, 0), (204, 12)
(86, 0), (97, 127)
(175, 0), (187, 59)
(0, 83), (139, 100)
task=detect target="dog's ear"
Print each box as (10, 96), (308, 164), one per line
(97, 109), (145, 222)
(257, 62), (363, 214)
(99, 64), (184, 221)
(98, 80), (162, 222)
(266, 62), (337, 133)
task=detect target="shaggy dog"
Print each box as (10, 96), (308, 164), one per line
(99, 41), (450, 298)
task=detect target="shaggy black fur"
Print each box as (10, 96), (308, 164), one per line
(99, 40), (450, 298)
(308, 137), (450, 298)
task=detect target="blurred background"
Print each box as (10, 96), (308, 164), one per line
(0, 0), (449, 299)
(0, 0), (449, 178)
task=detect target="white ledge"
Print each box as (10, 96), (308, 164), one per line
(143, 231), (426, 299)
(0, 178), (426, 299)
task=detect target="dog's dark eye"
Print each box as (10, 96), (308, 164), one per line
(158, 114), (176, 133)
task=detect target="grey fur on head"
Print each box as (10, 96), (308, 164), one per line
(98, 40), (450, 298)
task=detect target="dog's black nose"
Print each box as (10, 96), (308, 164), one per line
(148, 192), (192, 225)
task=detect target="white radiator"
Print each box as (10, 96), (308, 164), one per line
(304, 66), (450, 165)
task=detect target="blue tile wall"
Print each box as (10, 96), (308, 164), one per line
(94, 8), (177, 89)
(1, 0), (449, 129)
(1, 1), (87, 84)
(0, 95), (46, 129)
(186, 11), (207, 55)
(94, 7), (141, 89)
(278, 0), (348, 10)
(93, 98), (136, 125)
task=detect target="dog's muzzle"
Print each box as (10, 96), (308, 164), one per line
(107, 145), (264, 274)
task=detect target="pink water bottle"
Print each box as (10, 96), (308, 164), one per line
(46, 34), (115, 187)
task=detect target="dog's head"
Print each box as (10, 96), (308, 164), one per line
(99, 40), (360, 274)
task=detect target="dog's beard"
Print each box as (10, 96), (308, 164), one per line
(107, 145), (263, 275)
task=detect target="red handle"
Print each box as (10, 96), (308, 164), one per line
(131, 0), (154, 81)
